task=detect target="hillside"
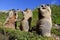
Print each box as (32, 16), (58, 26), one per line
(0, 5), (60, 40)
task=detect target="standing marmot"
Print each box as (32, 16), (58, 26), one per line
(36, 4), (52, 37)
(20, 8), (32, 32)
(4, 9), (18, 29)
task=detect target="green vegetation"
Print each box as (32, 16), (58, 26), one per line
(0, 5), (60, 40)
(52, 28), (60, 36)
(0, 27), (55, 40)
(52, 5), (60, 24)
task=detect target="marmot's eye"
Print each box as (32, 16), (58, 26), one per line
(46, 4), (49, 6)
(41, 5), (43, 7)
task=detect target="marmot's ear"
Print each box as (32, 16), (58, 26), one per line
(46, 4), (51, 7)
(46, 4), (50, 6)
(26, 8), (29, 11)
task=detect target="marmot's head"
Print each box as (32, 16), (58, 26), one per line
(22, 8), (32, 15)
(40, 4), (51, 14)
(24, 8), (32, 13)
(9, 9), (16, 16)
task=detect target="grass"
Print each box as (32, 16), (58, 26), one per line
(51, 28), (60, 36)
(0, 27), (55, 40)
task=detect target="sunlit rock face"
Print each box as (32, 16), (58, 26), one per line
(36, 4), (52, 37)
(4, 9), (18, 29)
(20, 8), (32, 32)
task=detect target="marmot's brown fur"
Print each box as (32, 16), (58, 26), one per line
(4, 9), (18, 29)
